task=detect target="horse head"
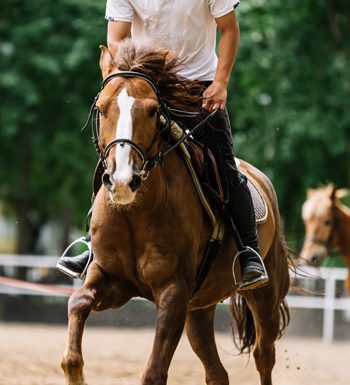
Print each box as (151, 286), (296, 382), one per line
(96, 45), (165, 205)
(300, 184), (349, 266)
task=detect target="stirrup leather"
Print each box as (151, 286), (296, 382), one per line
(58, 237), (92, 279)
(232, 246), (269, 290)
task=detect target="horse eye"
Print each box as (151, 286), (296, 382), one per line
(324, 220), (331, 226)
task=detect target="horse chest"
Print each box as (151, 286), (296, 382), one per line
(135, 242), (180, 285)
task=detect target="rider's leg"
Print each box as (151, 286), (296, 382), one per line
(227, 173), (269, 289)
(56, 161), (104, 279)
(194, 108), (268, 290)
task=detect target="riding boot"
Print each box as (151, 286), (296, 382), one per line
(227, 175), (269, 290)
(56, 234), (92, 279)
(56, 161), (104, 279)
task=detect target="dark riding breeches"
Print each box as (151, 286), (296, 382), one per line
(180, 107), (259, 252)
(193, 108), (239, 191)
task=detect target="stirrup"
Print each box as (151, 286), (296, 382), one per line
(232, 246), (269, 290)
(58, 237), (92, 279)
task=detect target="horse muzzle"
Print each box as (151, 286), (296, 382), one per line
(102, 171), (142, 205)
(300, 243), (326, 267)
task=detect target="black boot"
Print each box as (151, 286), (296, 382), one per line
(227, 176), (269, 290)
(57, 162), (103, 280)
(56, 236), (92, 279)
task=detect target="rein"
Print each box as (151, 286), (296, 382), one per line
(82, 71), (218, 179)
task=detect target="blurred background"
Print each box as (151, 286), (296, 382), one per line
(0, 1), (349, 384)
(1, 0), (349, 257)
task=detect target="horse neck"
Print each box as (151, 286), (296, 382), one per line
(136, 151), (178, 212)
(333, 203), (350, 256)
(140, 167), (167, 212)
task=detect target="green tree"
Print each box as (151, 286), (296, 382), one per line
(0, 0), (106, 253)
(230, 0), (350, 248)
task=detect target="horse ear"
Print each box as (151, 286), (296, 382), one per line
(327, 184), (337, 201)
(306, 188), (314, 198)
(336, 188), (350, 200)
(99, 45), (116, 79)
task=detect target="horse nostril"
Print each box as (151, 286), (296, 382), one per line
(129, 174), (142, 192)
(102, 172), (113, 191)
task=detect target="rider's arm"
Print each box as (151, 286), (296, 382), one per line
(107, 21), (132, 58)
(203, 11), (240, 111)
(215, 11), (240, 90)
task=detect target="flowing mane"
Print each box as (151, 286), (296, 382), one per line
(114, 39), (203, 110)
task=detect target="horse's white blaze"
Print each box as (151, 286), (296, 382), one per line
(113, 88), (135, 183)
(302, 193), (331, 221)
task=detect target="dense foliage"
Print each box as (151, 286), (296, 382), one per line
(0, 0), (349, 253)
(230, 0), (350, 246)
(0, 0), (105, 252)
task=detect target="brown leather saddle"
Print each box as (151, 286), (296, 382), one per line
(185, 138), (267, 223)
(185, 138), (225, 208)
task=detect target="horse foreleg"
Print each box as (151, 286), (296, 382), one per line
(61, 286), (93, 385)
(61, 262), (134, 385)
(185, 306), (229, 385)
(142, 281), (189, 385)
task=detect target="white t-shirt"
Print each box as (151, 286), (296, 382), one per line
(105, 0), (240, 81)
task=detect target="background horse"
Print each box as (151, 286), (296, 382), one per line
(61, 40), (289, 385)
(300, 184), (350, 292)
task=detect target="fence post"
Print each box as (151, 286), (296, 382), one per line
(323, 271), (336, 343)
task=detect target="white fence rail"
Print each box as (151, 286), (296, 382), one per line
(0, 254), (80, 296)
(288, 266), (350, 342)
(0, 255), (349, 341)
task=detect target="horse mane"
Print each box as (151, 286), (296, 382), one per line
(114, 39), (203, 110)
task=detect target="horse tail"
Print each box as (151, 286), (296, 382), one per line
(229, 294), (255, 354)
(229, 294), (290, 354)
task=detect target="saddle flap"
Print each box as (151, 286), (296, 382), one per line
(182, 142), (268, 224)
(186, 138), (224, 202)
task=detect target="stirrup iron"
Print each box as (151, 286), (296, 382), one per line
(232, 246), (269, 290)
(58, 237), (92, 279)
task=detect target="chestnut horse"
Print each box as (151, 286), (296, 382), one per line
(61, 41), (290, 385)
(300, 184), (350, 292)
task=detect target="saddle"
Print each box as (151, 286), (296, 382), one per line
(186, 138), (225, 207)
(179, 133), (267, 225)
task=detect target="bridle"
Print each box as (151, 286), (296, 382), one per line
(82, 71), (218, 180)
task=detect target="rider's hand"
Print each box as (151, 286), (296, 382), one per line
(202, 81), (227, 111)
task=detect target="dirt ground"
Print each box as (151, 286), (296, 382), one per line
(0, 324), (349, 385)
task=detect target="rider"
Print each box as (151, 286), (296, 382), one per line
(57, 0), (269, 290)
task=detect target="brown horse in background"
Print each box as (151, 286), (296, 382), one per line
(61, 40), (290, 385)
(300, 184), (350, 292)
